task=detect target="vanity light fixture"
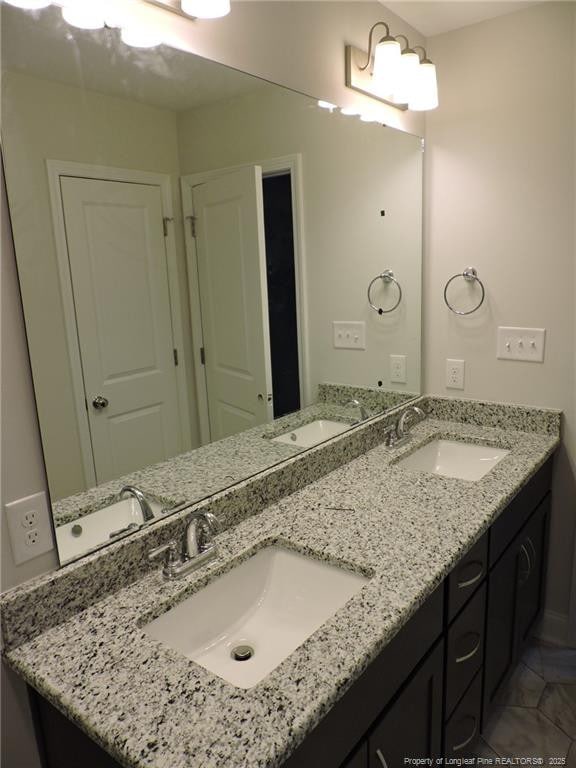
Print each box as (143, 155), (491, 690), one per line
(317, 100), (337, 112)
(61, 0), (106, 30)
(181, 0), (230, 18)
(345, 22), (439, 111)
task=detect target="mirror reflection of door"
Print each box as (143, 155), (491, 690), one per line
(59, 176), (183, 483)
(191, 165), (301, 442)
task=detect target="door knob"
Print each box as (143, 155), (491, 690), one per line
(92, 395), (109, 410)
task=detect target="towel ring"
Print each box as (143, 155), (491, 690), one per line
(367, 270), (402, 314)
(444, 267), (485, 315)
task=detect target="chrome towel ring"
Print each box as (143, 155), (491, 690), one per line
(444, 267), (485, 315)
(367, 270), (402, 314)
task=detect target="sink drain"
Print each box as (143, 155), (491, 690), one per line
(231, 644), (254, 662)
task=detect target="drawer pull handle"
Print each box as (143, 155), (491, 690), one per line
(457, 562), (484, 589)
(456, 635), (481, 664)
(452, 716), (477, 752)
(376, 749), (389, 768)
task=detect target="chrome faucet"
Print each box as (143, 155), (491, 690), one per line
(148, 511), (219, 580)
(385, 405), (426, 448)
(119, 485), (154, 522)
(345, 398), (370, 422)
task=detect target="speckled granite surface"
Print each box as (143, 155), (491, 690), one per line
(3, 409), (559, 768)
(318, 382), (418, 412)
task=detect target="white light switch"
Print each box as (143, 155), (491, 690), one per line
(390, 354), (407, 383)
(333, 321), (366, 350)
(446, 359), (465, 390)
(6, 492), (54, 564)
(497, 327), (546, 362)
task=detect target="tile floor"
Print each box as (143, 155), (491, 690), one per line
(476, 642), (576, 764)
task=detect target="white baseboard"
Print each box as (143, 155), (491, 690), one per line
(535, 609), (575, 648)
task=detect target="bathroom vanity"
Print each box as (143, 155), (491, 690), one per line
(1, 397), (559, 768)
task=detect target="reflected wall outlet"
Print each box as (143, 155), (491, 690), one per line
(497, 327), (546, 362)
(390, 354), (407, 383)
(6, 491), (54, 564)
(333, 321), (366, 350)
(446, 359), (465, 390)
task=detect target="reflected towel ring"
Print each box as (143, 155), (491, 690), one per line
(444, 267), (485, 315)
(367, 270), (402, 314)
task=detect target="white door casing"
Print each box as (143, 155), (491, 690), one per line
(59, 176), (182, 483)
(191, 166), (273, 441)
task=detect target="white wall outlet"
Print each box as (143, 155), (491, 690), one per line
(333, 321), (366, 350)
(390, 354), (407, 383)
(446, 359), (465, 390)
(5, 492), (54, 565)
(497, 327), (546, 362)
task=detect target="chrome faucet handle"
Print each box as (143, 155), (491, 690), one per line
(148, 540), (180, 564)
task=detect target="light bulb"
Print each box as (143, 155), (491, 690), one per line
(120, 24), (163, 48)
(372, 37), (401, 100)
(61, 0), (106, 29)
(181, 0), (230, 18)
(408, 61), (439, 111)
(3, 0), (51, 8)
(392, 50), (420, 105)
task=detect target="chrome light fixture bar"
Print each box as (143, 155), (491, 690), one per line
(345, 21), (438, 112)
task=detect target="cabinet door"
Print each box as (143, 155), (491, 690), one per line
(516, 495), (550, 651)
(369, 642), (443, 768)
(342, 741), (368, 768)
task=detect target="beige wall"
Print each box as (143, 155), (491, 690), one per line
(2, 71), (199, 500)
(178, 87), (422, 399)
(424, 2), (576, 637)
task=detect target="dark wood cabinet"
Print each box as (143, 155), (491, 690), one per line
(368, 642), (444, 768)
(444, 671), (483, 758)
(342, 741), (368, 768)
(516, 495), (550, 648)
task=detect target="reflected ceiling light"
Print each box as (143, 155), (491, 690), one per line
(340, 106), (360, 116)
(317, 100), (337, 112)
(61, 0), (106, 30)
(345, 22), (439, 112)
(120, 24), (164, 48)
(3, 0), (51, 7)
(181, 0), (230, 18)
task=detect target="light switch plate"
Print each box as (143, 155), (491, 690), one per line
(6, 492), (54, 564)
(446, 359), (465, 390)
(390, 354), (407, 383)
(333, 321), (366, 350)
(497, 327), (546, 362)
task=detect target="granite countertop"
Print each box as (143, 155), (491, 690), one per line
(5, 415), (559, 768)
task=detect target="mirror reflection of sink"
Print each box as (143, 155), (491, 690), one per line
(271, 419), (350, 448)
(143, 546), (368, 689)
(396, 439), (510, 481)
(56, 497), (165, 563)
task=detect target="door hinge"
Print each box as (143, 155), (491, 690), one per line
(173, 348), (179, 366)
(163, 217), (174, 237)
(186, 215), (197, 238)
(200, 347), (205, 365)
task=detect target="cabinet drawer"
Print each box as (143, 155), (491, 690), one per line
(445, 583), (486, 718)
(444, 672), (482, 758)
(447, 533), (488, 622)
(489, 458), (552, 566)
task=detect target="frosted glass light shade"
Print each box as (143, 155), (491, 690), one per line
(181, 0), (231, 18)
(393, 50), (420, 104)
(62, 1), (105, 29)
(408, 61), (439, 111)
(4, 0), (51, 8)
(372, 38), (401, 99)
(121, 25), (164, 48)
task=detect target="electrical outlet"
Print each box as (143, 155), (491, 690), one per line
(5, 492), (54, 564)
(333, 321), (366, 350)
(390, 354), (407, 383)
(446, 359), (465, 390)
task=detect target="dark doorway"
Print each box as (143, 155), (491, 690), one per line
(262, 173), (300, 419)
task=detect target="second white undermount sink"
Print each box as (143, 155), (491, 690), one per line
(143, 546), (368, 689)
(271, 419), (350, 448)
(396, 439), (510, 481)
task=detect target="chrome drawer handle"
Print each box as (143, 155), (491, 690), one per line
(452, 716), (477, 752)
(457, 561), (484, 589)
(376, 749), (389, 768)
(456, 634), (481, 664)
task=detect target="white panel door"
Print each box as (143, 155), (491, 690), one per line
(193, 166), (273, 441)
(60, 177), (182, 483)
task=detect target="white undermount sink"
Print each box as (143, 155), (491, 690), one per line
(396, 439), (510, 481)
(56, 497), (165, 564)
(271, 419), (350, 448)
(143, 546), (368, 689)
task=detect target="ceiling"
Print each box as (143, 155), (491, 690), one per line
(382, 1), (541, 37)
